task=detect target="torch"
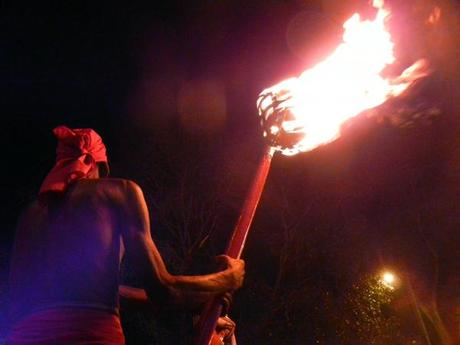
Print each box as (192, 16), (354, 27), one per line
(193, 1), (430, 344)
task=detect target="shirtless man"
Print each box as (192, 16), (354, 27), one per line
(7, 126), (244, 344)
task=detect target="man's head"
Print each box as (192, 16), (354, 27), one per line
(39, 125), (110, 196)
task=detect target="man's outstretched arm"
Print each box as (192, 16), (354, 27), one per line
(118, 180), (245, 310)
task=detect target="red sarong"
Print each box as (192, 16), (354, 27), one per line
(6, 308), (125, 345)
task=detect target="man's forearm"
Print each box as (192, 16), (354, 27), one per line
(169, 270), (233, 293)
(119, 285), (152, 311)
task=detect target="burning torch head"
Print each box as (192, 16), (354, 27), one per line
(257, 83), (307, 156)
(257, 0), (434, 157)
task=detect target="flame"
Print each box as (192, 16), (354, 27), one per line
(258, 0), (429, 156)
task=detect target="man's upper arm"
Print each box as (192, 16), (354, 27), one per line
(118, 180), (151, 239)
(116, 179), (173, 293)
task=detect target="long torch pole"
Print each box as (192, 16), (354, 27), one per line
(193, 144), (276, 345)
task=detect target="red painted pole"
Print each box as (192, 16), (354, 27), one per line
(193, 145), (275, 345)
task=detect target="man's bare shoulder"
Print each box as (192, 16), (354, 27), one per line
(96, 177), (141, 190)
(74, 178), (144, 201)
(97, 178), (145, 200)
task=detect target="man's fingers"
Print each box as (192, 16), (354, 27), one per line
(215, 255), (231, 266)
(215, 255), (245, 270)
(223, 315), (235, 329)
(216, 316), (235, 330)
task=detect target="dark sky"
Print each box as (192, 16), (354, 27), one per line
(1, 1), (460, 341)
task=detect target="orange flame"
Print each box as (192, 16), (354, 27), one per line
(258, 0), (429, 156)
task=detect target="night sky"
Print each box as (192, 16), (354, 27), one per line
(2, 0), (460, 343)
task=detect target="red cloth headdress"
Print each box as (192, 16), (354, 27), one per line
(39, 125), (109, 195)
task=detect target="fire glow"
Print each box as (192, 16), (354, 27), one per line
(258, 0), (429, 155)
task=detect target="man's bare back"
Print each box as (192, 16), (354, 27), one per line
(9, 178), (134, 323)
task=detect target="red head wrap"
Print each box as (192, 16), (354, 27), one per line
(39, 125), (109, 195)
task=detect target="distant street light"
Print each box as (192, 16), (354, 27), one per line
(380, 271), (397, 290)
